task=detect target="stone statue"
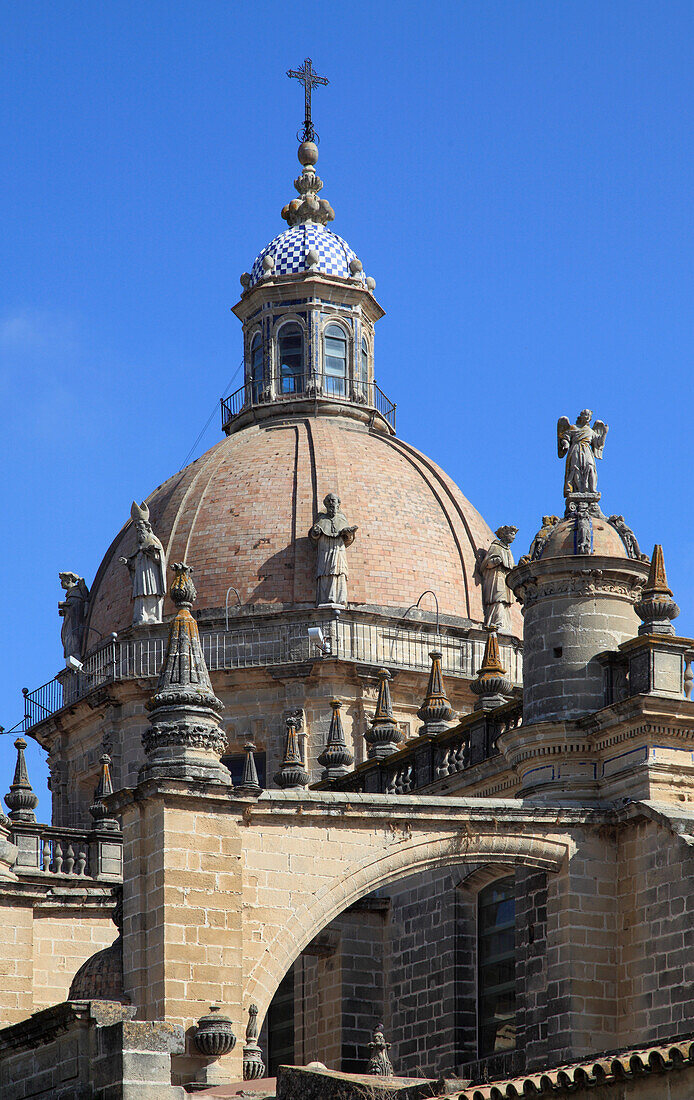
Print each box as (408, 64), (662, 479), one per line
(519, 516), (560, 565)
(119, 501), (167, 625)
(58, 573), (89, 660)
(477, 526), (518, 633)
(569, 500), (593, 555)
(557, 410), (608, 497)
(367, 1024), (394, 1077)
(608, 515), (647, 560)
(308, 493), (357, 606)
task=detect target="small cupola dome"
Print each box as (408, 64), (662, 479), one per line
(249, 223), (364, 288)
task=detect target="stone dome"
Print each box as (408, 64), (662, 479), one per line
(68, 936), (125, 1002)
(249, 223), (362, 287)
(85, 416), (523, 642)
(540, 513), (630, 559)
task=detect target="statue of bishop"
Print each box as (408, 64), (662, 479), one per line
(119, 501), (167, 625)
(308, 493), (357, 606)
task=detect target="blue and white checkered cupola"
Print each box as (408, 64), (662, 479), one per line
(249, 224), (361, 286)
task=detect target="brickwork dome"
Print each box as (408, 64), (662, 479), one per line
(84, 415), (523, 644)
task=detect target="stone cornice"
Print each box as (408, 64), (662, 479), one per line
(0, 1000), (135, 1052)
(508, 554), (650, 606)
(232, 273), (385, 323)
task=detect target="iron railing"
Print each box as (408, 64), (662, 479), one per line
(221, 374), (396, 432)
(23, 615), (522, 731)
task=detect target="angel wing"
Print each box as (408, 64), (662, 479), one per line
(592, 420), (608, 459)
(131, 499), (150, 524)
(556, 416), (571, 458)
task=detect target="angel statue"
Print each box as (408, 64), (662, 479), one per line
(557, 410), (608, 497)
(119, 501), (167, 625)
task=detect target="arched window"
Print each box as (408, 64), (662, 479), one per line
(279, 323), (304, 394)
(477, 877), (516, 1057)
(361, 336), (369, 381)
(250, 333), (263, 401)
(324, 323), (347, 397)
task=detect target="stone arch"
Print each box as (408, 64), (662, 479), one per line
(244, 829), (569, 1018)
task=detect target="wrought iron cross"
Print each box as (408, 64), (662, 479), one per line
(287, 57), (329, 143)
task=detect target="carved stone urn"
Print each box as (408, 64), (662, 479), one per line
(193, 1005), (236, 1057)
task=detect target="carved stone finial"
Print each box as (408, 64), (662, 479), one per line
(364, 670), (403, 760)
(140, 566), (229, 785)
(308, 493), (357, 607)
(4, 738), (38, 822)
(557, 410), (608, 504)
(417, 651), (454, 737)
(193, 1004), (236, 1057)
(170, 562), (197, 608)
(89, 755), (120, 832)
(243, 1004), (265, 1080)
(470, 630), (512, 712)
(274, 716), (309, 788)
(235, 742), (262, 796)
(367, 1023), (394, 1077)
(281, 135), (335, 227)
(119, 501), (167, 626)
(634, 544), (680, 636)
(317, 700), (354, 780)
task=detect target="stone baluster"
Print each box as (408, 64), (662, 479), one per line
(64, 843), (75, 875)
(436, 747), (452, 779)
(52, 840), (63, 874)
(42, 839), (51, 872)
(685, 654), (694, 701)
(76, 845), (87, 876)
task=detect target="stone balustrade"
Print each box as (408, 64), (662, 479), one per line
(10, 822), (122, 882)
(325, 700), (522, 795)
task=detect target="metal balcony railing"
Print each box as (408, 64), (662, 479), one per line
(22, 615), (523, 732)
(220, 374), (396, 432)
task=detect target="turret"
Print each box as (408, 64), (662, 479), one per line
(224, 91), (391, 437)
(508, 411), (650, 726)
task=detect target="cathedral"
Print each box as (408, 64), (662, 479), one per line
(1, 61), (693, 1100)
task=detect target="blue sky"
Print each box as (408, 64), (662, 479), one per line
(1, 1), (692, 818)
